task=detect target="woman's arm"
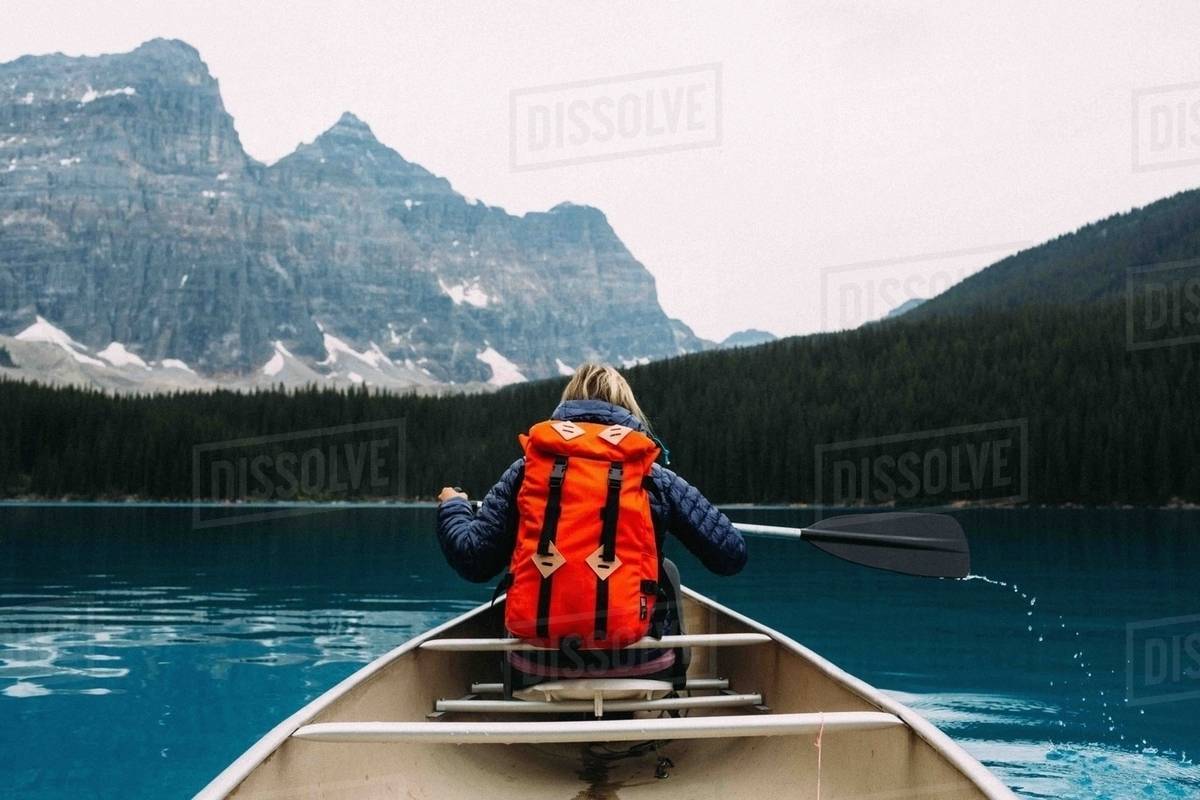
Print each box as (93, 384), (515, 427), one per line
(651, 464), (747, 575)
(436, 459), (523, 583)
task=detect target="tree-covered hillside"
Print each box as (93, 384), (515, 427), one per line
(912, 187), (1200, 318)
(1, 300), (1195, 506)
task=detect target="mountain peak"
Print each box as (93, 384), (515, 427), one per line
(883, 297), (926, 320)
(320, 111), (378, 143)
(548, 201), (609, 223)
(550, 201), (596, 213)
(272, 111), (454, 196)
(336, 111), (370, 128)
(130, 38), (204, 65)
(720, 329), (777, 348)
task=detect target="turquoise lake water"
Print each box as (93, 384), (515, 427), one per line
(0, 504), (1197, 798)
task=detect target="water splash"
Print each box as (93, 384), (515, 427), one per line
(958, 574), (1165, 764)
(962, 573), (1007, 587)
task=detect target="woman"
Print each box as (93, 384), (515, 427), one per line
(437, 363), (746, 687)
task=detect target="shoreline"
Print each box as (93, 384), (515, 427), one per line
(1, 498), (1197, 511)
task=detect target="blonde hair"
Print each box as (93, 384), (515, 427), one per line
(561, 363), (649, 427)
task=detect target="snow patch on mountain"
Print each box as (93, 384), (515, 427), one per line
(80, 86), (136, 105)
(555, 358), (575, 376)
(438, 277), (489, 308)
(17, 316), (82, 348)
(98, 342), (149, 369)
(477, 347), (526, 386)
(262, 351), (283, 376)
(365, 342), (392, 368)
(160, 358), (195, 374)
(16, 316), (105, 366)
(320, 331), (391, 368)
(261, 340), (294, 376)
(0, 331), (444, 395)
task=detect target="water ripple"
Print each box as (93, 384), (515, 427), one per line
(0, 586), (478, 700)
(887, 691), (1200, 799)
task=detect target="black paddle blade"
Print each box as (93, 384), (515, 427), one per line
(802, 512), (970, 578)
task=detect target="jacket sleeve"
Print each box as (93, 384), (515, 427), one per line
(651, 464), (747, 576)
(436, 458), (523, 583)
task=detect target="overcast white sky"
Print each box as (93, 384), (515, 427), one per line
(5, 1), (1200, 340)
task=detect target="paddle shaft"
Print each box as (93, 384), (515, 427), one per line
(732, 513), (971, 578)
(735, 523), (963, 553)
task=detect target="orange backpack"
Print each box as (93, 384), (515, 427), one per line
(505, 419), (662, 649)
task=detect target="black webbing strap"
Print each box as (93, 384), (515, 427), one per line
(537, 457), (568, 555)
(593, 461), (623, 640)
(535, 456), (568, 639)
(601, 462), (622, 560)
(593, 579), (609, 641)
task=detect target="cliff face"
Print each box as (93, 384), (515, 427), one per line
(0, 39), (707, 387)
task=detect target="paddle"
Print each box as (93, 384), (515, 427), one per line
(734, 512), (970, 578)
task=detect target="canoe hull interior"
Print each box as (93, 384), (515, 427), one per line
(204, 590), (1013, 799)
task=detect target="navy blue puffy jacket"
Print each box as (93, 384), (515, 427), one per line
(437, 399), (747, 583)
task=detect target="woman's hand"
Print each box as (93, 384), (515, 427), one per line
(438, 486), (468, 504)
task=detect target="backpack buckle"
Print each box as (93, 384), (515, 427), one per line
(607, 463), (622, 488)
(549, 459), (567, 487)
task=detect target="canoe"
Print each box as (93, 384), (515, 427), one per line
(196, 588), (1016, 799)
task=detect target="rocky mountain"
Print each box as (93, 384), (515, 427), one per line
(882, 298), (925, 319)
(0, 39), (709, 391)
(719, 329), (776, 348)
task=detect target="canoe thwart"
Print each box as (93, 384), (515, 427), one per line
(419, 632), (772, 652)
(434, 692), (764, 716)
(292, 711), (902, 744)
(426, 692), (477, 720)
